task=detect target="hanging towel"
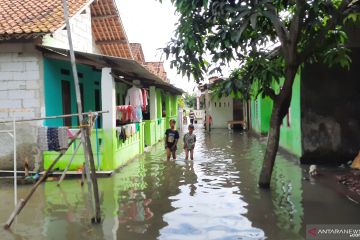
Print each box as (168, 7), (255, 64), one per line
(37, 127), (68, 151)
(125, 125), (132, 138)
(135, 123), (140, 132)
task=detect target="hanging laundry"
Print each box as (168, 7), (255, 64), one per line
(116, 127), (126, 143)
(130, 124), (136, 135)
(125, 86), (143, 107)
(117, 105), (134, 124)
(125, 85), (143, 121)
(135, 106), (143, 122)
(124, 124), (132, 138)
(37, 127), (68, 151)
(141, 89), (148, 112)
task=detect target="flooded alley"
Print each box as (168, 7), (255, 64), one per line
(1, 127), (359, 240)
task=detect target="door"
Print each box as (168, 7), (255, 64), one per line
(95, 88), (101, 128)
(233, 99), (243, 121)
(61, 80), (71, 126)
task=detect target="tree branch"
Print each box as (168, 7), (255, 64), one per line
(289, 0), (306, 50)
(263, 4), (290, 51)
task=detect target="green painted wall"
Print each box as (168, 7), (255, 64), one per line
(250, 74), (302, 156)
(250, 97), (273, 134)
(43, 58), (102, 127)
(44, 123), (145, 171)
(279, 75), (302, 156)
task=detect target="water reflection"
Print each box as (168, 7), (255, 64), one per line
(1, 128), (360, 240)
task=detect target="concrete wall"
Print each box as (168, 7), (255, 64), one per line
(301, 48), (360, 164)
(0, 42), (44, 169)
(209, 95), (233, 128)
(42, 6), (101, 54)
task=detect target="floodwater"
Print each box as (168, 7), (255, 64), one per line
(0, 127), (359, 240)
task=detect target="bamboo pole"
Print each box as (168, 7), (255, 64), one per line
(62, 0), (101, 223)
(0, 110), (108, 124)
(57, 142), (82, 186)
(4, 131), (81, 229)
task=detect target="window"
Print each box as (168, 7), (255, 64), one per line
(61, 69), (70, 76)
(78, 72), (84, 78)
(219, 102), (221, 107)
(228, 102), (230, 107)
(224, 102), (226, 107)
(214, 102), (217, 107)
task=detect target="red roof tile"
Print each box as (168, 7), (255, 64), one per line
(0, 0), (89, 38)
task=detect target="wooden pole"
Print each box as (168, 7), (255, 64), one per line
(62, 0), (101, 223)
(57, 142), (82, 186)
(83, 124), (101, 223)
(4, 131), (80, 229)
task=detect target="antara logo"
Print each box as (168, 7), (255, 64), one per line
(308, 227), (317, 237)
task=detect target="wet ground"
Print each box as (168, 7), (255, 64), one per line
(0, 127), (359, 240)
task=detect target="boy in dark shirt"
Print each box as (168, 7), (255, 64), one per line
(165, 119), (179, 160)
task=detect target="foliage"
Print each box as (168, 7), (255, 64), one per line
(177, 96), (186, 109)
(162, 0), (359, 100)
(184, 93), (196, 108)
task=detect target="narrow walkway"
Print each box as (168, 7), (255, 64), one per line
(0, 127), (359, 240)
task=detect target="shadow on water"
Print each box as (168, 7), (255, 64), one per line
(0, 127), (359, 240)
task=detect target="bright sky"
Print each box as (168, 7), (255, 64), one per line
(117, 0), (197, 94)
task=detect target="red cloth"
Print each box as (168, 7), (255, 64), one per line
(141, 89), (148, 112)
(116, 105), (134, 123)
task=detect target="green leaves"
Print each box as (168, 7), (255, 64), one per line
(161, 0), (358, 92)
(323, 46), (352, 70)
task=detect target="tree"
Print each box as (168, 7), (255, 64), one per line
(163, 0), (360, 188)
(178, 96), (186, 109)
(184, 93), (196, 108)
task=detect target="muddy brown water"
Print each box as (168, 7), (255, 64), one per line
(0, 128), (359, 240)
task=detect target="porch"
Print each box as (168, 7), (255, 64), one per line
(39, 46), (182, 171)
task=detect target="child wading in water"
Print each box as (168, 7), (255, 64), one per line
(165, 119), (179, 161)
(184, 124), (196, 160)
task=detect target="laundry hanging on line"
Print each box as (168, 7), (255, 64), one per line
(117, 105), (135, 124)
(37, 127), (69, 151)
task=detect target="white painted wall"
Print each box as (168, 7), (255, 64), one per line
(209, 95), (234, 128)
(0, 42), (45, 169)
(42, 6), (101, 54)
(101, 68), (116, 129)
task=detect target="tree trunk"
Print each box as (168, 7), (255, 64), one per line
(258, 66), (297, 188)
(258, 104), (282, 188)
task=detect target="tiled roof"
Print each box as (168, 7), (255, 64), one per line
(0, 0), (89, 39)
(145, 62), (168, 83)
(91, 0), (133, 59)
(130, 43), (145, 64)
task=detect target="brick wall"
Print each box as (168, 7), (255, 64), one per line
(0, 42), (44, 169)
(0, 43), (43, 121)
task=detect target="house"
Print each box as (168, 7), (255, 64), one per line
(0, 0), (182, 171)
(249, 24), (360, 164)
(198, 77), (245, 129)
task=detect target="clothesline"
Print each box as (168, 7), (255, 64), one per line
(0, 110), (109, 124)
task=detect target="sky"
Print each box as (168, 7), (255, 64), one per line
(117, 0), (198, 94)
